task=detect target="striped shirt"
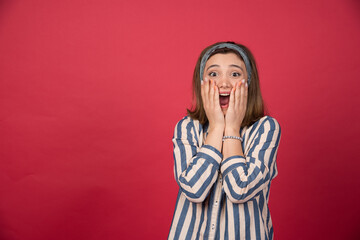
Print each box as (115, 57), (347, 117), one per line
(168, 115), (281, 240)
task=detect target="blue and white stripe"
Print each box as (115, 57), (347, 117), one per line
(168, 115), (281, 240)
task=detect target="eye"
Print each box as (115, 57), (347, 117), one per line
(209, 72), (217, 77)
(231, 72), (241, 77)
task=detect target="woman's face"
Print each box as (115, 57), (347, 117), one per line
(203, 52), (248, 115)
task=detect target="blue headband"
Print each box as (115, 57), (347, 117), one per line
(199, 43), (252, 85)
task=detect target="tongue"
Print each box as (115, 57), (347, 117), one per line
(220, 96), (229, 106)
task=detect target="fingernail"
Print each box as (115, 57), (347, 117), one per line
(201, 80), (204, 85)
(245, 82), (248, 87)
(242, 79), (245, 84)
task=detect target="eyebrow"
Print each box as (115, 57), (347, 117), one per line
(206, 64), (244, 71)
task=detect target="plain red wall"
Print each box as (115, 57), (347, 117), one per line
(1, 0), (359, 239)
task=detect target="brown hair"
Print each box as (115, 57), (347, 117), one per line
(187, 41), (266, 127)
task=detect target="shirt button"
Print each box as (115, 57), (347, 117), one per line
(215, 201), (218, 206)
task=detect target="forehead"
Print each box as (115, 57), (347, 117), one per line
(205, 52), (244, 66)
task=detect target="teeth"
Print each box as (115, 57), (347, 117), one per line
(220, 93), (230, 96)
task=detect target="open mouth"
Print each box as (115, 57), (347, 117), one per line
(219, 93), (230, 108)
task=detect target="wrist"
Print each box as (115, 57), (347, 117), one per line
(224, 127), (240, 136)
(209, 121), (224, 129)
(209, 124), (225, 134)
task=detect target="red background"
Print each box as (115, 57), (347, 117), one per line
(1, 0), (359, 239)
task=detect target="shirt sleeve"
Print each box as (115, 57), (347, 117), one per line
(172, 117), (223, 203)
(220, 117), (281, 203)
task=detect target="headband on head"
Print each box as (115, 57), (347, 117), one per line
(199, 43), (252, 85)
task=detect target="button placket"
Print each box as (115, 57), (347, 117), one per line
(209, 174), (222, 236)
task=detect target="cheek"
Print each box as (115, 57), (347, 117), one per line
(210, 76), (221, 82)
(202, 73), (207, 81)
(244, 72), (248, 81)
(230, 80), (239, 88)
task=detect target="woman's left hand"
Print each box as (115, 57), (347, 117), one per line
(225, 79), (248, 133)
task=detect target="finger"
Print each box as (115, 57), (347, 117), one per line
(214, 85), (220, 109)
(229, 82), (236, 109)
(202, 78), (209, 106)
(239, 79), (246, 109)
(235, 80), (242, 108)
(201, 78), (205, 102)
(243, 80), (248, 109)
(209, 79), (215, 107)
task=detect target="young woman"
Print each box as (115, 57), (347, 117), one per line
(168, 42), (281, 240)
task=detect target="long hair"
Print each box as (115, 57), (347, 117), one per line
(187, 41), (266, 127)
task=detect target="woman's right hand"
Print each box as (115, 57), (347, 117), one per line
(201, 78), (225, 132)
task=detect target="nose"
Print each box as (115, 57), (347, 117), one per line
(217, 76), (231, 89)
